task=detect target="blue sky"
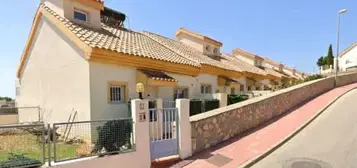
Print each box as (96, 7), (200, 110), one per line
(1, 0), (356, 98)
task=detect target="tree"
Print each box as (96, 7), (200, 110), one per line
(0, 97), (12, 102)
(326, 44), (334, 67)
(317, 56), (324, 67)
(323, 56), (328, 65)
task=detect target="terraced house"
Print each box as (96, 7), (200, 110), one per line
(233, 49), (305, 88)
(16, 0), (305, 123)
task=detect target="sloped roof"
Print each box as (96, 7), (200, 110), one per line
(175, 28), (223, 47)
(232, 48), (264, 60)
(41, 4), (201, 68)
(340, 41), (357, 57)
(138, 69), (177, 82)
(142, 31), (243, 72)
(220, 53), (266, 76)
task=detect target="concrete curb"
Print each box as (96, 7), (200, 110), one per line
(238, 86), (357, 168)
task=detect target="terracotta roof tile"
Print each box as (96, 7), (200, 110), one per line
(139, 69), (177, 82)
(41, 4), (200, 68)
(142, 31), (243, 72)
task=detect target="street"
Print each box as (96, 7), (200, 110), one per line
(251, 88), (357, 168)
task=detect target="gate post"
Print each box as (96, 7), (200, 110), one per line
(131, 99), (151, 166)
(176, 99), (192, 159)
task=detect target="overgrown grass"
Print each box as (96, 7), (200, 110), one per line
(0, 134), (80, 165)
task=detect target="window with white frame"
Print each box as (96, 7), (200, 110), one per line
(174, 88), (189, 100)
(109, 85), (125, 103)
(16, 87), (20, 96)
(74, 9), (88, 22)
(201, 84), (212, 94)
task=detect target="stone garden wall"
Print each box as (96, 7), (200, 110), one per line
(190, 73), (357, 154)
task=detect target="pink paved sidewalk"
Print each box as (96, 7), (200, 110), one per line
(180, 83), (357, 168)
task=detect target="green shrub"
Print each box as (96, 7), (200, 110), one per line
(92, 120), (133, 155)
(189, 100), (202, 116)
(228, 94), (249, 105)
(0, 153), (41, 168)
(189, 99), (220, 116)
(304, 74), (325, 82)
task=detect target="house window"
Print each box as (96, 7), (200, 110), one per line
(174, 88), (189, 100)
(230, 87), (235, 94)
(240, 85), (244, 92)
(74, 9), (88, 22)
(213, 48), (217, 54)
(205, 46), (210, 51)
(108, 82), (127, 103)
(16, 87), (20, 96)
(248, 86), (251, 91)
(201, 84), (212, 94)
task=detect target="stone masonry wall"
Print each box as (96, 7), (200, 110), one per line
(190, 73), (357, 154)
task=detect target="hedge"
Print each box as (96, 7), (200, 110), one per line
(189, 99), (220, 116)
(227, 94), (249, 105)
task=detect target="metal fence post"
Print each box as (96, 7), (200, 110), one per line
(47, 123), (51, 167)
(42, 124), (46, 165)
(38, 107), (41, 122)
(53, 123), (57, 163)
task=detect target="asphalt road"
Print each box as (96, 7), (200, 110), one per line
(251, 88), (357, 168)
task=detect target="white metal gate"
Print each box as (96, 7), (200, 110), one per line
(149, 108), (179, 160)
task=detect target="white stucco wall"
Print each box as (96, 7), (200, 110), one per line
(235, 55), (254, 65)
(158, 86), (174, 101)
(338, 46), (357, 71)
(166, 73), (218, 100)
(176, 33), (221, 56)
(262, 61), (276, 69)
(176, 34), (204, 53)
(89, 62), (138, 120)
(17, 17), (91, 123)
(235, 77), (247, 92)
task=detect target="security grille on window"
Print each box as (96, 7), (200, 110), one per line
(201, 85), (212, 94)
(109, 85), (125, 103)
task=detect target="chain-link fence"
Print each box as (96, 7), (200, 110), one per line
(0, 118), (135, 167)
(52, 118), (134, 163)
(0, 124), (45, 168)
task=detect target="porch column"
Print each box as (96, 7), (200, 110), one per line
(213, 93), (227, 107)
(176, 99), (192, 159)
(156, 98), (163, 109)
(154, 98), (163, 140)
(131, 99), (151, 166)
